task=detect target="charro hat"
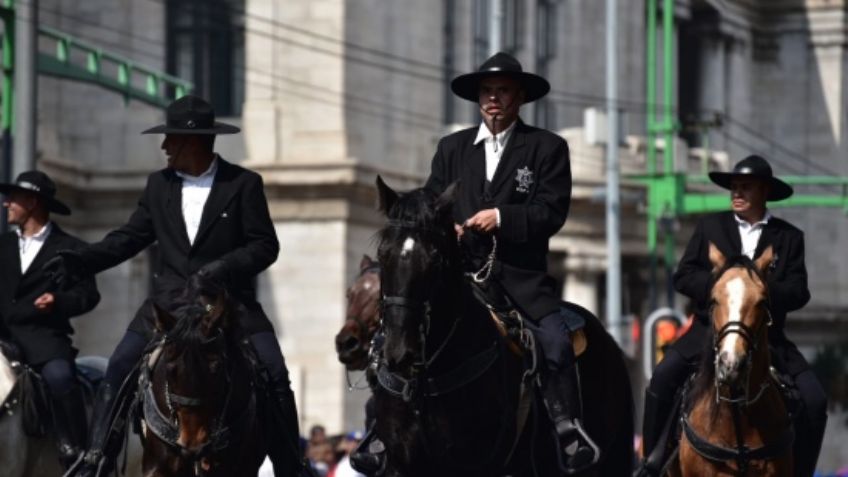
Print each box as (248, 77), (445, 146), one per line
(708, 155), (794, 201)
(141, 95), (240, 135)
(0, 170), (71, 215)
(451, 52), (551, 103)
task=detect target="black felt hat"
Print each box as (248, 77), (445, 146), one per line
(0, 170), (71, 215)
(451, 52), (551, 103)
(141, 95), (240, 135)
(708, 155), (794, 201)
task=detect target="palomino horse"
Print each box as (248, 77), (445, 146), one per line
(139, 276), (265, 477)
(372, 177), (633, 477)
(675, 244), (793, 476)
(335, 255), (381, 371)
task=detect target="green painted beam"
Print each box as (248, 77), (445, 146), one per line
(683, 193), (848, 215)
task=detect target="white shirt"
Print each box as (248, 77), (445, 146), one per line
(735, 211), (772, 259)
(17, 221), (52, 274)
(474, 120), (517, 181)
(175, 158), (218, 245)
(473, 120), (517, 228)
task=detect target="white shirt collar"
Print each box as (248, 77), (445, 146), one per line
(15, 221), (52, 241)
(175, 156), (219, 182)
(733, 210), (771, 228)
(473, 120), (517, 148)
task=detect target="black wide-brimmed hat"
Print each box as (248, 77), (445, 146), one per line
(0, 170), (71, 215)
(451, 52), (551, 103)
(142, 95), (240, 135)
(708, 155), (793, 201)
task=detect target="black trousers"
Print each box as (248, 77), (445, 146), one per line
(38, 358), (78, 396)
(525, 310), (576, 372)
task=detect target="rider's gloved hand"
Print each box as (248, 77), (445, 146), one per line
(192, 259), (229, 287)
(42, 249), (88, 289)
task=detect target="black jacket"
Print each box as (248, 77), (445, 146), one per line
(425, 120), (571, 320)
(671, 211), (811, 374)
(0, 225), (100, 365)
(77, 158), (279, 336)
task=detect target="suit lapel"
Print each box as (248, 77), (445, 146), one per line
(465, 139), (486, 198)
(165, 170), (191, 248)
(488, 121), (527, 194)
(719, 212), (743, 256)
(22, 224), (61, 281)
(755, 220), (778, 259)
(193, 159), (238, 247)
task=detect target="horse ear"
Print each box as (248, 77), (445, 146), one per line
(754, 245), (774, 275)
(153, 303), (177, 333)
(435, 181), (459, 220)
(360, 254), (375, 272)
(376, 175), (398, 215)
(708, 242), (726, 273)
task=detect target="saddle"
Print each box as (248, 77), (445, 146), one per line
(470, 280), (588, 357)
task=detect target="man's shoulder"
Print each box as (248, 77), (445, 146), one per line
(48, 224), (88, 248)
(439, 126), (478, 145)
(768, 215), (803, 236)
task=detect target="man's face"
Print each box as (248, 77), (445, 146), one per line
(161, 134), (200, 173)
(478, 76), (524, 127)
(730, 177), (769, 216)
(2, 190), (38, 226)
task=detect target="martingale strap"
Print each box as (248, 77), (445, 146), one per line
(681, 413), (794, 465)
(377, 341), (501, 401)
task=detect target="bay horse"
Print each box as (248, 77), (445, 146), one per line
(139, 276), (265, 477)
(675, 244), (793, 476)
(335, 255), (381, 372)
(372, 177), (634, 477)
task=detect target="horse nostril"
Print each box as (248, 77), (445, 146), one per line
(341, 336), (360, 352)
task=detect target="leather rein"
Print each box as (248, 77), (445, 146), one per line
(682, 260), (793, 475)
(140, 329), (256, 475)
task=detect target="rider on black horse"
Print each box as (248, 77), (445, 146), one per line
(44, 96), (306, 477)
(354, 52), (598, 475)
(0, 170), (101, 469)
(635, 155), (829, 477)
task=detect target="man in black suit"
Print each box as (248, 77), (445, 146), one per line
(47, 96), (304, 477)
(638, 155), (828, 477)
(428, 52), (593, 470)
(0, 170), (100, 468)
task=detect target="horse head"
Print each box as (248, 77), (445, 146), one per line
(335, 255), (381, 370)
(375, 176), (459, 373)
(708, 242), (774, 392)
(146, 274), (239, 472)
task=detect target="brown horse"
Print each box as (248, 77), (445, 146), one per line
(140, 277), (265, 477)
(675, 243), (793, 476)
(335, 255), (381, 371)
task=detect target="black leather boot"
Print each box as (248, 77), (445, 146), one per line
(634, 389), (674, 477)
(51, 385), (88, 469)
(67, 382), (124, 477)
(541, 363), (598, 474)
(350, 426), (386, 475)
(268, 382), (309, 477)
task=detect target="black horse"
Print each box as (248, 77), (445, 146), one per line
(372, 177), (634, 477)
(139, 276), (266, 477)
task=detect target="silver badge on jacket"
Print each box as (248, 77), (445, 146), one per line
(515, 166), (533, 193)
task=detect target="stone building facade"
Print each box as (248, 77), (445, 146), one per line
(25, 0), (847, 467)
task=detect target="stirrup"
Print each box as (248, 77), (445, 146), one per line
(350, 428), (386, 475)
(556, 418), (601, 474)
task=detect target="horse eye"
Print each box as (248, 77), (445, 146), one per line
(208, 359), (221, 373)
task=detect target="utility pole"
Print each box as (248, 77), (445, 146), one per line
(489, 0), (503, 55)
(605, 0), (622, 345)
(13, 0), (36, 176)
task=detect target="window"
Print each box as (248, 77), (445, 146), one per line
(166, 0), (245, 116)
